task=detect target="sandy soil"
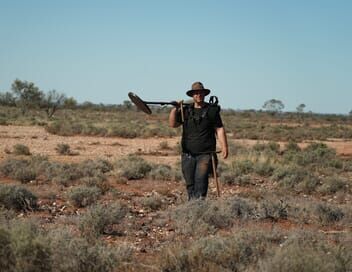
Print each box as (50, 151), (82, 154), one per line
(2, 126), (352, 165)
(0, 125), (180, 164)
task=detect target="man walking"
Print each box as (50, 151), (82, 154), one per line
(169, 82), (228, 200)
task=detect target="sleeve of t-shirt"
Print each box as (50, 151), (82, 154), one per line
(214, 109), (223, 128)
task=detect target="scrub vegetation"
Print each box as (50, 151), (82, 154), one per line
(0, 89), (351, 271)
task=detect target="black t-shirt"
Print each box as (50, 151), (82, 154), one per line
(179, 103), (223, 154)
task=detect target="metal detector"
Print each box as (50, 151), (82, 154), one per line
(128, 92), (190, 115)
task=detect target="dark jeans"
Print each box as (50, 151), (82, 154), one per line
(181, 153), (212, 200)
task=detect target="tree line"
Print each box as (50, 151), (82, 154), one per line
(1, 79), (351, 117)
(0, 79), (135, 118)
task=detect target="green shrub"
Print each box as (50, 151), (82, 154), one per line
(171, 199), (233, 236)
(284, 141), (301, 152)
(285, 142), (340, 169)
(262, 233), (352, 272)
(0, 227), (16, 271)
(259, 199), (288, 221)
(253, 161), (276, 177)
(148, 164), (174, 181)
(78, 159), (113, 177)
(158, 140), (171, 150)
(13, 168), (37, 184)
(159, 230), (283, 272)
(315, 203), (344, 225)
(114, 155), (152, 180)
(67, 186), (102, 208)
(0, 185), (37, 211)
(79, 202), (128, 240)
(141, 194), (164, 211)
(48, 228), (132, 272)
(107, 125), (138, 138)
(230, 160), (254, 176)
(228, 197), (256, 219)
(10, 221), (52, 272)
(13, 144), (31, 156)
(45, 121), (83, 136)
(272, 165), (310, 189)
(0, 206), (16, 224)
(221, 172), (251, 185)
(55, 143), (72, 155)
(81, 174), (110, 193)
(318, 176), (348, 194)
(253, 141), (280, 154)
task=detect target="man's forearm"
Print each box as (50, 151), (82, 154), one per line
(169, 108), (181, 128)
(216, 127), (228, 158)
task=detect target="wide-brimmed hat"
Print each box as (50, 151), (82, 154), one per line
(186, 82), (211, 97)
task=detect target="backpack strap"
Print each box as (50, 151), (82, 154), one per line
(206, 104), (221, 126)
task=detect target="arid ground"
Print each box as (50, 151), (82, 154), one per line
(1, 114), (351, 271)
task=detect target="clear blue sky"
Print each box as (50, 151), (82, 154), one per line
(1, 0), (351, 114)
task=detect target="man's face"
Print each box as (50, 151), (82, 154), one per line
(192, 90), (205, 103)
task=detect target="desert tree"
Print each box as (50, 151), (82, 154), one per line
(0, 91), (16, 106)
(11, 79), (44, 114)
(262, 99), (285, 114)
(63, 97), (78, 109)
(42, 89), (66, 118)
(296, 103), (306, 113)
(123, 100), (133, 110)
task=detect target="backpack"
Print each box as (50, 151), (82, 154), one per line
(183, 102), (221, 126)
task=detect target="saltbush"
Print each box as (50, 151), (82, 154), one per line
(79, 202), (128, 240)
(315, 203), (344, 225)
(114, 155), (152, 180)
(55, 143), (72, 155)
(13, 144), (31, 156)
(67, 186), (102, 208)
(48, 228), (132, 272)
(0, 185), (37, 211)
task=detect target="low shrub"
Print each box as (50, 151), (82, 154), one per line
(67, 186), (102, 208)
(0, 159), (29, 178)
(284, 141), (301, 152)
(148, 164), (179, 181)
(252, 141), (280, 155)
(114, 155), (152, 180)
(318, 176), (348, 195)
(78, 159), (113, 177)
(107, 125), (139, 138)
(1, 220), (133, 272)
(171, 199), (233, 236)
(55, 143), (72, 155)
(79, 202), (128, 240)
(13, 144), (31, 156)
(48, 228), (132, 272)
(271, 164), (311, 190)
(13, 167), (37, 184)
(230, 160), (254, 176)
(45, 121), (83, 136)
(261, 232), (352, 272)
(0, 227), (15, 271)
(81, 174), (110, 193)
(284, 142), (341, 169)
(315, 203), (344, 225)
(158, 140), (171, 150)
(228, 197), (256, 219)
(0, 185), (37, 211)
(221, 172), (251, 185)
(7, 221), (51, 272)
(259, 199), (288, 221)
(253, 161), (276, 177)
(141, 194), (164, 211)
(159, 230), (284, 272)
